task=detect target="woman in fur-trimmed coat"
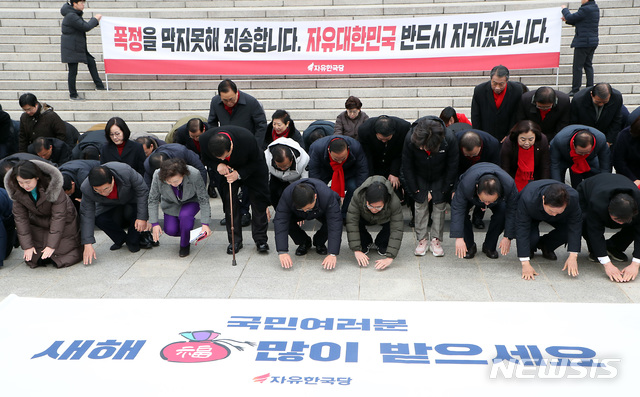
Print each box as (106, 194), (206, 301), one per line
(4, 159), (81, 268)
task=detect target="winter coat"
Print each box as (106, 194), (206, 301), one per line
(143, 143), (207, 186)
(471, 81), (524, 141)
(60, 2), (99, 63)
(172, 119), (209, 155)
(18, 103), (67, 152)
(100, 139), (146, 176)
(303, 120), (335, 151)
(263, 119), (305, 150)
(4, 160), (81, 268)
(561, 0), (599, 48)
(274, 178), (342, 255)
(265, 137), (309, 182)
(612, 126), (640, 182)
(148, 165), (211, 225)
(334, 110), (369, 139)
(578, 173), (640, 258)
(402, 119), (459, 204)
(308, 135), (369, 187)
(455, 128), (501, 177)
(358, 115), (411, 178)
(59, 159), (100, 202)
(72, 129), (107, 159)
(27, 137), (72, 166)
(207, 90), (268, 147)
(570, 86), (624, 144)
(515, 90), (571, 141)
(500, 132), (550, 181)
(345, 176), (403, 258)
(79, 162), (149, 244)
(549, 124), (610, 182)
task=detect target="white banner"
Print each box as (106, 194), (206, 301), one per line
(99, 8), (562, 75)
(0, 295), (635, 396)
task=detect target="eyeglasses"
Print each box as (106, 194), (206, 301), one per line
(93, 184), (112, 194)
(535, 103), (553, 110)
(110, 132), (122, 137)
(366, 203), (384, 211)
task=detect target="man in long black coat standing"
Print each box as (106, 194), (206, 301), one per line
(200, 125), (270, 255)
(60, 0), (105, 100)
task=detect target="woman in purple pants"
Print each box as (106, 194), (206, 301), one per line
(148, 158), (211, 257)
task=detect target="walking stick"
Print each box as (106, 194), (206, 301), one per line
(228, 179), (237, 266)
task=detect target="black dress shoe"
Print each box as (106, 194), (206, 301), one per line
(179, 245), (190, 257)
(127, 243), (140, 253)
(295, 240), (312, 256)
(256, 242), (269, 253)
(110, 243), (123, 251)
(472, 217), (485, 229)
(530, 249), (536, 259)
(607, 247), (628, 262)
(482, 245), (499, 259)
(207, 184), (218, 198)
(537, 243), (557, 261)
(588, 252), (597, 262)
(409, 217), (415, 228)
(463, 243), (477, 259)
(241, 213), (251, 227)
(316, 244), (328, 255)
(227, 242), (243, 255)
(220, 218), (226, 225)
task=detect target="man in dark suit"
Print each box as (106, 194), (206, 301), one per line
(578, 173), (640, 283)
(471, 65), (524, 142)
(515, 180), (582, 280)
(200, 125), (270, 254)
(143, 143), (207, 186)
(570, 83), (624, 144)
(455, 129), (501, 230)
(80, 162), (151, 265)
(274, 179), (343, 270)
(516, 86), (571, 141)
(308, 135), (369, 218)
(550, 124), (610, 188)
(28, 137), (72, 166)
(450, 163), (517, 259)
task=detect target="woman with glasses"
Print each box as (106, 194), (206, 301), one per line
(334, 96), (369, 140)
(100, 117), (146, 175)
(4, 160), (81, 268)
(500, 120), (550, 192)
(345, 176), (403, 270)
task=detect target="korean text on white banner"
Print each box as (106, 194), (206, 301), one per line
(99, 7), (561, 76)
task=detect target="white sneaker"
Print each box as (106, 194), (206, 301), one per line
(414, 239), (428, 256)
(430, 238), (444, 257)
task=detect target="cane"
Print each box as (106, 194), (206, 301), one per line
(228, 179), (237, 266)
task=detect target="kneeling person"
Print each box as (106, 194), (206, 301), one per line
(346, 176), (403, 270)
(274, 179), (342, 270)
(515, 181), (582, 280)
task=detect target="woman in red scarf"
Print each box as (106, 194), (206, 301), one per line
(500, 120), (551, 192)
(262, 109), (305, 150)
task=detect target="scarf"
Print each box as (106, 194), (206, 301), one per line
(493, 84), (507, 109)
(272, 127), (290, 143)
(218, 131), (233, 161)
(329, 139), (348, 198)
(116, 142), (126, 156)
(539, 108), (551, 121)
(106, 182), (118, 200)
(192, 138), (200, 154)
(569, 132), (595, 174)
(515, 145), (535, 192)
(465, 143), (483, 165)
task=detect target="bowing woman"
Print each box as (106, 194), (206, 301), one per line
(500, 120), (550, 192)
(147, 158), (212, 257)
(4, 160), (81, 268)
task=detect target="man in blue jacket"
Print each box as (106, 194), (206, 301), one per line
(562, 0), (599, 96)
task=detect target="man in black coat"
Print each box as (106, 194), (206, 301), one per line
(578, 173), (640, 282)
(59, 158), (100, 212)
(471, 65), (524, 142)
(570, 83), (624, 144)
(207, 79), (267, 147)
(80, 162), (151, 265)
(308, 135), (369, 218)
(358, 115), (411, 189)
(550, 124), (610, 187)
(302, 120), (334, 151)
(450, 163), (517, 259)
(274, 178), (343, 270)
(27, 137), (72, 166)
(515, 87), (571, 141)
(143, 143), (207, 186)
(561, 0), (599, 95)
(72, 129), (107, 159)
(455, 129), (501, 229)
(515, 180), (582, 280)
(200, 125), (270, 254)
(60, 0), (105, 100)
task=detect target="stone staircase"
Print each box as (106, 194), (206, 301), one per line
(0, 0), (638, 137)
